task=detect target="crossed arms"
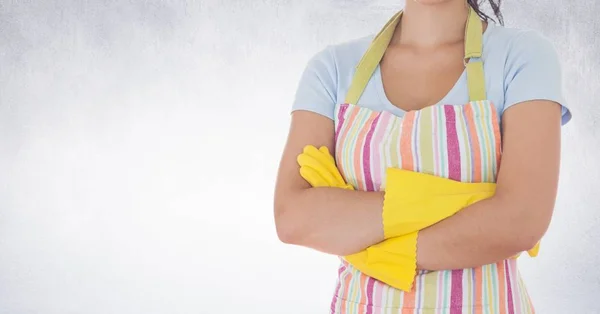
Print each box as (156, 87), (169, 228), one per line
(274, 100), (562, 271)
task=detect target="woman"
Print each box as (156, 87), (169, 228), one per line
(274, 0), (571, 312)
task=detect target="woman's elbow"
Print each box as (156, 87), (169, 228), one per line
(511, 231), (543, 253)
(507, 203), (553, 252)
(275, 213), (299, 244)
(275, 209), (349, 255)
(274, 198), (305, 245)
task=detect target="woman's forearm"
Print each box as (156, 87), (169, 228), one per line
(416, 196), (545, 271)
(415, 101), (561, 271)
(276, 187), (385, 256)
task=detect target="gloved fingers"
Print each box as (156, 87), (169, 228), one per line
(318, 145), (330, 154)
(303, 145), (345, 186)
(527, 242), (540, 257)
(302, 145), (322, 158)
(343, 183), (355, 190)
(318, 146), (347, 184)
(318, 146), (336, 164)
(297, 151), (326, 171)
(301, 145), (348, 188)
(299, 166), (331, 187)
(298, 149), (340, 186)
(302, 164), (339, 187)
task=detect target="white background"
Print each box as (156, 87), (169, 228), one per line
(1, 0), (598, 313)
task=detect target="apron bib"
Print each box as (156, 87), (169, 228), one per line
(330, 8), (534, 314)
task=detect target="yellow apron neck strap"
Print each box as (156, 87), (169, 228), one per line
(344, 6), (487, 105)
(464, 6), (487, 102)
(344, 10), (402, 105)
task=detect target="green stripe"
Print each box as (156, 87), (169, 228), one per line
(391, 284), (402, 310)
(459, 106), (472, 182)
(479, 101), (493, 182)
(388, 117), (402, 169)
(419, 108), (434, 175)
(344, 108), (370, 187)
(483, 101), (498, 181)
(492, 264), (499, 313)
(423, 271), (438, 310)
(473, 101), (489, 183)
(518, 277), (529, 314)
(466, 269), (472, 314)
(482, 102), (493, 181)
(482, 265), (488, 314)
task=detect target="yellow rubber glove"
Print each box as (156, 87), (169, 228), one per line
(297, 146), (497, 240)
(296, 145), (538, 291)
(382, 168), (496, 239)
(381, 168), (540, 258)
(382, 168), (540, 257)
(296, 145), (354, 190)
(361, 169), (495, 291)
(528, 243), (540, 257)
(345, 232), (418, 291)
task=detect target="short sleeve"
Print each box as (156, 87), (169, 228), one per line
(503, 31), (572, 125)
(291, 46), (338, 120)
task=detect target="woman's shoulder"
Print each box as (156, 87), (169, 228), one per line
(484, 23), (570, 124)
(330, 34), (375, 59)
(305, 35), (375, 76)
(292, 35), (375, 120)
(484, 23), (559, 63)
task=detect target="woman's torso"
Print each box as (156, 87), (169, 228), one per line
(331, 102), (533, 313)
(328, 22), (536, 314)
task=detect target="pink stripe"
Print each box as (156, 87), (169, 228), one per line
(444, 105), (461, 181)
(370, 113), (390, 191)
(365, 277), (375, 314)
(330, 264), (347, 313)
(450, 269), (464, 314)
(335, 105), (352, 180)
(505, 262), (515, 314)
(335, 105), (349, 144)
(362, 114), (381, 191)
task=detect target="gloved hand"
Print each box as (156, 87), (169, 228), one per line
(297, 145), (497, 239)
(382, 169), (540, 258)
(528, 243), (540, 257)
(382, 168), (540, 257)
(345, 232), (418, 292)
(296, 145), (418, 291)
(515, 242), (540, 258)
(381, 168), (496, 239)
(296, 145), (538, 291)
(296, 145), (354, 190)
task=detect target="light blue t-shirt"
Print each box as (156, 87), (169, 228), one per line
(292, 22), (572, 125)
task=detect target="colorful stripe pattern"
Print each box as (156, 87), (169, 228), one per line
(330, 101), (534, 314)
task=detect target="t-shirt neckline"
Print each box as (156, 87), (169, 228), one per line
(373, 22), (497, 116)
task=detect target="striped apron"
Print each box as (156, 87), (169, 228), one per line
(329, 7), (534, 314)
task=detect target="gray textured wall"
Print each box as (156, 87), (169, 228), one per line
(0, 1), (598, 313)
